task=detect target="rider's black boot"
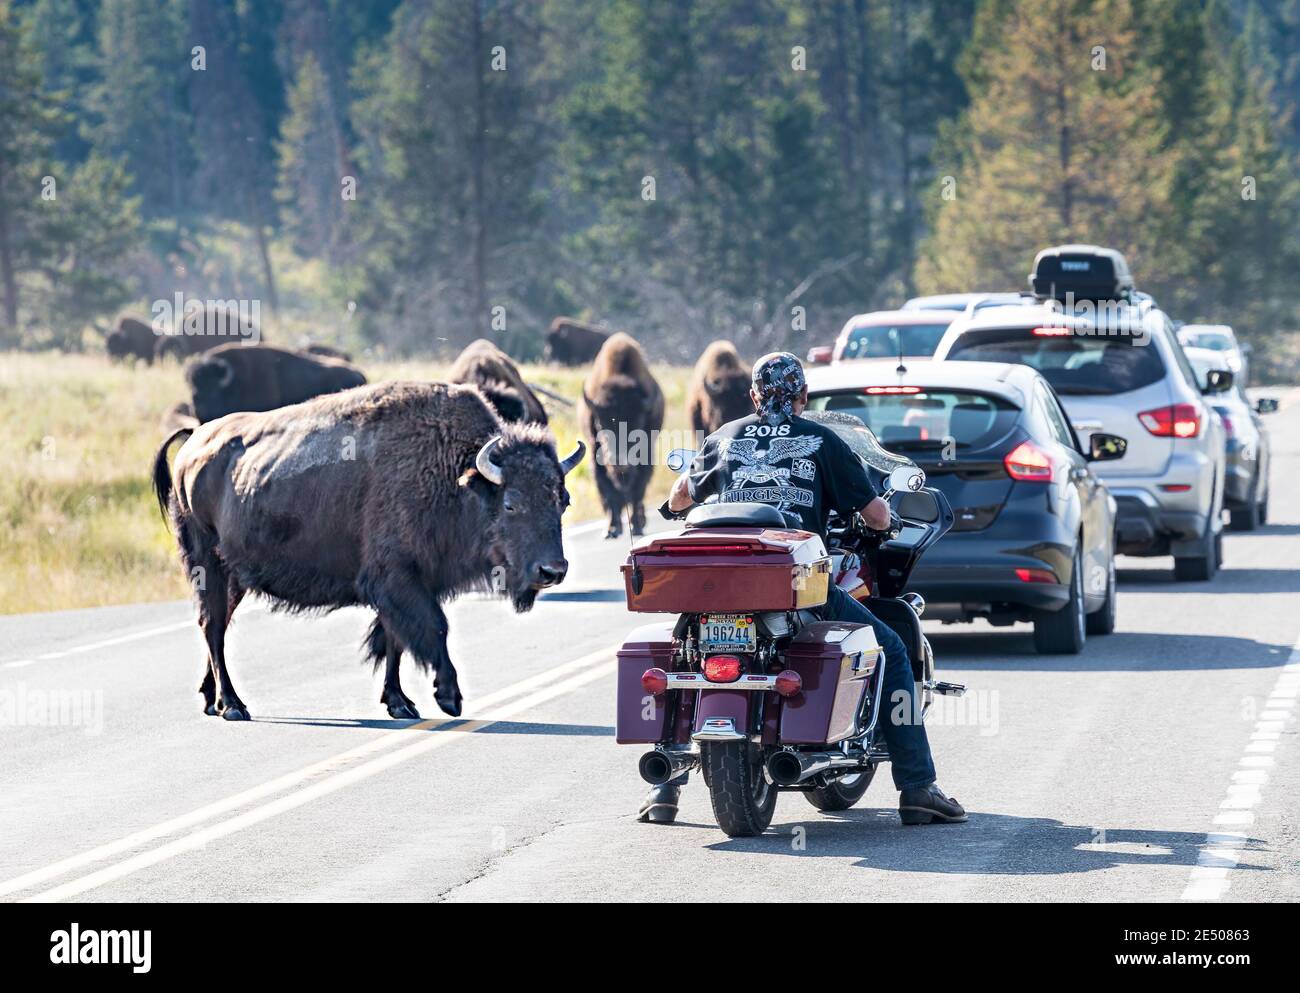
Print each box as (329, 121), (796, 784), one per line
(899, 783), (967, 825)
(637, 782), (683, 824)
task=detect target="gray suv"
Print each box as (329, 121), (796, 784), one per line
(935, 297), (1230, 580)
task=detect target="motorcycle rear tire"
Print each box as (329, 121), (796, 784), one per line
(703, 740), (777, 837)
(804, 765), (877, 811)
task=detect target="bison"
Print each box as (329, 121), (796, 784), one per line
(544, 317), (610, 367)
(446, 338), (548, 425)
(579, 332), (663, 539)
(151, 381), (585, 721)
(106, 317), (157, 364)
(185, 343), (367, 423)
(155, 306), (260, 361)
(687, 340), (751, 434)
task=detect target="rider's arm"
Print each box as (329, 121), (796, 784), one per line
(859, 495), (892, 531)
(668, 473), (694, 512)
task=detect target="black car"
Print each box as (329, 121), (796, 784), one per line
(805, 359), (1128, 653)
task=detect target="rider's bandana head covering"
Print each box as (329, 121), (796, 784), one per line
(751, 352), (806, 426)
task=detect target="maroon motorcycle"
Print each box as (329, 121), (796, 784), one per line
(615, 412), (965, 837)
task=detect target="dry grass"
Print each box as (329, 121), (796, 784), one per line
(0, 351), (693, 615)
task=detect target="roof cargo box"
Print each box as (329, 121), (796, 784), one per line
(1029, 244), (1134, 303)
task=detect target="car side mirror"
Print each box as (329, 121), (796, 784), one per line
(1202, 369), (1233, 394)
(805, 345), (833, 365)
(1088, 432), (1127, 462)
(1255, 396), (1279, 414)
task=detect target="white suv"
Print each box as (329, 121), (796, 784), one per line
(934, 298), (1230, 580)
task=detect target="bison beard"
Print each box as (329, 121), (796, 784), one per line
(152, 381), (583, 722)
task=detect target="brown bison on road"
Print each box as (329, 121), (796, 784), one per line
(106, 317), (157, 364)
(185, 343), (366, 423)
(687, 340), (751, 434)
(152, 382), (585, 721)
(447, 338), (548, 425)
(544, 317), (609, 366)
(579, 332), (663, 539)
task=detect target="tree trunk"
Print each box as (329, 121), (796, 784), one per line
(471, 0), (489, 339)
(0, 185), (19, 345)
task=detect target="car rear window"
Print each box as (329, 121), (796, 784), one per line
(841, 323), (951, 359)
(806, 389), (1019, 452)
(945, 327), (1165, 395)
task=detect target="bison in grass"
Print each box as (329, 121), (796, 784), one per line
(447, 338), (548, 425)
(155, 306), (260, 361)
(152, 381), (585, 721)
(579, 332), (663, 539)
(687, 340), (750, 434)
(184, 343), (367, 423)
(106, 317), (157, 364)
(544, 317), (609, 367)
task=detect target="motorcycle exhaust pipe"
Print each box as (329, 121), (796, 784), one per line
(638, 749), (698, 786)
(766, 750), (865, 787)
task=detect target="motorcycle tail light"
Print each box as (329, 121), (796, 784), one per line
(702, 655), (742, 683)
(1004, 440), (1054, 481)
(774, 670), (803, 697)
(1138, 403), (1201, 438)
(641, 668), (668, 695)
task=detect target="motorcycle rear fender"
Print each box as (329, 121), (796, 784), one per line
(692, 690), (752, 739)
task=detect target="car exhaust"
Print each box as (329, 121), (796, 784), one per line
(765, 749), (865, 787)
(638, 748), (699, 786)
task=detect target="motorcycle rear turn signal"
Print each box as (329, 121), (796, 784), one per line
(774, 670), (803, 697)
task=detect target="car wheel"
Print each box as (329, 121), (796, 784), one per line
(1085, 557), (1116, 635)
(1034, 548), (1086, 654)
(1228, 478), (1261, 531)
(1173, 515), (1217, 582)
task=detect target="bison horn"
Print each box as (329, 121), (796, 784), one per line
(559, 440), (586, 475)
(475, 436), (504, 486)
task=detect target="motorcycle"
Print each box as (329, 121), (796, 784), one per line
(615, 412), (966, 837)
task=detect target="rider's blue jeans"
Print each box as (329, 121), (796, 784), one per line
(822, 585), (937, 791)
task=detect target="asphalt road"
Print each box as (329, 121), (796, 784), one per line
(2, 398), (1298, 903)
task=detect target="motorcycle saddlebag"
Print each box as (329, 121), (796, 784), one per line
(779, 622), (880, 744)
(615, 622), (676, 743)
(621, 527), (831, 613)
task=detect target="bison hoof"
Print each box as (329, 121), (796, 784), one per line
(203, 702), (220, 717)
(435, 692), (463, 718)
(386, 699), (421, 720)
(604, 528), (622, 540)
(221, 705), (251, 722)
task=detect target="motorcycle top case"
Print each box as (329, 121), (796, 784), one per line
(621, 526), (831, 613)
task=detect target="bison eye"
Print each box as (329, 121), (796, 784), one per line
(503, 495), (519, 513)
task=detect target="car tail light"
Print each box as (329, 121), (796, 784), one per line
(774, 670), (803, 697)
(1031, 326), (1073, 336)
(1159, 483), (1192, 492)
(1015, 567), (1058, 584)
(1004, 440), (1054, 481)
(641, 668), (668, 695)
(702, 655), (743, 683)
(1138, 403), (1201, 438)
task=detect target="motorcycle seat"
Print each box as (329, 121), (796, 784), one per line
(685, 502), (789, 529)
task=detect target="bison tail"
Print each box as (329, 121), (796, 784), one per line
(152, 426), (193, 523)
(363, 617), (388, 671)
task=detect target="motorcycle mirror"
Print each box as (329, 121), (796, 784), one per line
(887, 466), (926, 494)
(666, 448), (697, 473)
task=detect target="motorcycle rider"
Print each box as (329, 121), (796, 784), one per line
(639, 351), (966, 827)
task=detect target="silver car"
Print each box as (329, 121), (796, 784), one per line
(934, 301), (1229, 580)
(1185, 346), (1272, 530)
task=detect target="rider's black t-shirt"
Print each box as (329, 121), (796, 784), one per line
(687, 414), (877, 538)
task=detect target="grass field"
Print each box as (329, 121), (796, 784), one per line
(0, 351), (693, 615)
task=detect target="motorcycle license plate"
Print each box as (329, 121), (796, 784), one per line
(699, 613), (755, 653)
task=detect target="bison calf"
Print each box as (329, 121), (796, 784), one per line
(152, 382), (584, 721)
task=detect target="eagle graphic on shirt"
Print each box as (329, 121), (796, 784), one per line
(720, 435), (823, 487)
